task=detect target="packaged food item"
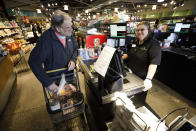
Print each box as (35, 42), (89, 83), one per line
(49, 99), (60, 111)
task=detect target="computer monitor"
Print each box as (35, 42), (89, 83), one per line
(110, 23), (127, 38)
(106, 38), (116, 47)
(174, 23), (183, 33)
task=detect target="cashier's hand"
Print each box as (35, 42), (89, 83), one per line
(143, 79), (152, 91)
(68, 61), (75, 71)
(47, 83), (58, 93)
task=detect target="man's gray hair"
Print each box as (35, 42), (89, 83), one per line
(51, 10), (71, 28)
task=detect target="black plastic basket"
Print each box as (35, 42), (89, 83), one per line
(43, 70), (85, 124)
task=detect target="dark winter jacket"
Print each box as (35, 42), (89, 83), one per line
(28, 28), (78, 87)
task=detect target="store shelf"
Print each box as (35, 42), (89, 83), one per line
(0, 26), (20, 29)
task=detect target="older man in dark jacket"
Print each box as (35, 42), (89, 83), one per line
(28, 10), (78, 93)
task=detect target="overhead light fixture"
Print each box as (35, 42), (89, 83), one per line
(137, 5), (141, 8)
(36, 9), (41, 13)
(144, 4), (147, 7)
(157, 0), (164, 2)
(181, 3), (184, 6)
(163, 3), (167, 7)
(152, 5), (157, 10)
(64, 5), (68, 10)
(78, 13), (80, 17)
(55, 3), (57, 6)
(114, 8), (118, 12)
(85, 10), (89, 13)
(170, 1), (174, 5)
(48, 3), (51, 7)
(41, 4), (44, 8)
(93, 15), (96, 19)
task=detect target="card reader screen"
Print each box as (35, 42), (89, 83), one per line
(178, 122), (196, 131)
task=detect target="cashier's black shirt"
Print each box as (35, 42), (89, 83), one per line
(126, 36), (161, 79)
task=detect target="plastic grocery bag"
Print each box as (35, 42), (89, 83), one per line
(57, 74), (67, 96)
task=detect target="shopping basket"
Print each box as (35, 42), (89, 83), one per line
(43, 68), (85, 124)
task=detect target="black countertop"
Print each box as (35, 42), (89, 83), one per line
(162, 47), (196, 61)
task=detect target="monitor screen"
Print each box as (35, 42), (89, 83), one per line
(110, 23), (126, 38)
(182, 24), (191, 28)
(174, 23), (183, 32)
(119, 39), (125, 46)
(106, 38), (116, 47)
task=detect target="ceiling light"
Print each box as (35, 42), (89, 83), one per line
(78, 13), (80, 17)
(36, 9), (41, 13)
(137, 5), (141, 8)
(55, 3), (57, 6)
(170, 1), (174, 5)
(157, 0), (164, 2)
(144, 4), (147, 7)
(114, 8), (118, 12)
(85, 10), (89, 13)
(41, 5), (44, 8)
(181, 3), (184, 6)
(152, 5), (157, 10)
(163, 3), (167, 7)
(173, 6), (177, 10)
(64, 5), (68, 10)
(52, 3), (54, 6)
(93, 15), (96, 19)
(48, 3), (50, 7)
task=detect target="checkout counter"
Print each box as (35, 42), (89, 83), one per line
(78, 48), (153, 130)
(78, 53), (196, 131)
(0, 55), (17, 114)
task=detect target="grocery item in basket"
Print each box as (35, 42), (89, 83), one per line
(60, 88), (72, 96)
(57, 74), (67, 96)
(66, 84), (76, 92)
(61, 99), (75, 115)
(49, 99), (60, 111)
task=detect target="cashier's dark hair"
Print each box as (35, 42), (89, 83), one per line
(137, 21), (152, 39)
(51, 10), (71, 29)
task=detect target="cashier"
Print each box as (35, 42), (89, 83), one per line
(123, 22), (161, 91)
(28, 10), (78, 93)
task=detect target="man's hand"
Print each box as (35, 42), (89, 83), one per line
(47, 83), (58, 93)
(68, 61), (75, 71)
(143, 79), (152, 91)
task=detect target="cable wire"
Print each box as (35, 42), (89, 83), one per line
(156, 107), (189, 131)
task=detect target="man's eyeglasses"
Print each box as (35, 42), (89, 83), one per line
(135, 28), (147, 32)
